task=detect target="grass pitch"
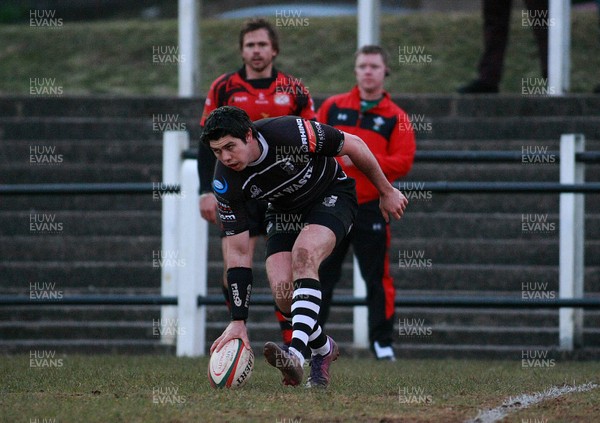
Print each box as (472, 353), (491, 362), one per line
(1, 355), (599, 422)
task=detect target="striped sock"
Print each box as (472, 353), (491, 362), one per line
(308, 324), (330, 356)
(289, 278), (322, 364)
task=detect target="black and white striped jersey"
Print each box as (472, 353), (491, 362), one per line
(212, 116), (346, 236)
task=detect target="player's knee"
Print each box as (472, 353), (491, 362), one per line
(291, 247), (317, 275)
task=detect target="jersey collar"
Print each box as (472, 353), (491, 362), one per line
(248, 132), (268, 166)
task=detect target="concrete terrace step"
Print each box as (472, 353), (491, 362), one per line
(0, 236), (574, 264)
(6, 261), (600, 293)
(2, 115), (599, 142)
(3, 191), (592, 214)
(0, 261), (161, 291)
(9, 211), (596, 239)
(1, 139), (164, 165)
(202, 263), (600, 292)
(405, 163), (563, 182)
(0, 96), (204, 119)
(2, 163), (162, 183)
(415, 116), (600, 141)
(0, 320), (163, 340)
(1, 95), (599, 119)
(0, 236), (162, 261)
(0, 195), (163, 211)
(0, 210), (161, 236)
(202, 237), (600, 266)
(4, 305), (600, 329)
(0, 305), (163, 322)
(0, 117), (201, 141)
(390, 212), (600, 239)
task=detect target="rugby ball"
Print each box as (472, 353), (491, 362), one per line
(208, 338), (254, 389)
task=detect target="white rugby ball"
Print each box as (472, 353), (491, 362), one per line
(208, 338), (254, 389)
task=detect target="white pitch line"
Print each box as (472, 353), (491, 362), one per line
(465, 382), (599, 423)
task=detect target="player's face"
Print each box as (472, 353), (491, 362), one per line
(209, 131), (257, 171)
(241, 29), (277, 76)
(354, 53), (387, 94)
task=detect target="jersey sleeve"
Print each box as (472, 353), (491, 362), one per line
(212, 168), (248, 236)
(301, 118), (345, 157)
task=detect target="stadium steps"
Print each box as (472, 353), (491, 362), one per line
(0, 95), (599, 358)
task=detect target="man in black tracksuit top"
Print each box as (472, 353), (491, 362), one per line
(203, 106), (408, 388)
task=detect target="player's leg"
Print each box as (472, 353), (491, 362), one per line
(298, 178), (357, 387)
(290, 224), (341, 388)
(352, 201), (396, 360)
(317, 233), (351, 329)
(263, 178), (357, 387)
(262, 211), (305, 386)
(249, 199), (294, 346)
(288, 223), (336, 362)
(262, 222), (339, 385)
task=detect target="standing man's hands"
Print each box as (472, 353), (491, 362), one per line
(199, 192), (218, 224)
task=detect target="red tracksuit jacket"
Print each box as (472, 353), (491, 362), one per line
(317, 86), (416, 204)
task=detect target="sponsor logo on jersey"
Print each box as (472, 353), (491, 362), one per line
(274, 93), (291, 105)
(297, 118), (317, 153)
(373, 116), (385, 131)
(218, 212), (236, 221)
(279, 160), (296, 175)
(250, 185), (262, 198)
(255, 92), (269, 105)
(233, 95), (248, 103)
(322, 195), (338, 207)
(213, 178), (228, 194)
(313, 121), (326, 141)
(296, 118), (307, 147)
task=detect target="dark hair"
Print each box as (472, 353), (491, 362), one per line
(200, 106), (258, 147)
(355, 45), (390, 75)
(239, 18), (279, 54)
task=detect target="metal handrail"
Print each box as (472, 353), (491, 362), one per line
(2, 294), (600, 309)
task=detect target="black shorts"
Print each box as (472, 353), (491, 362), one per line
(264, 177), (358, 258)
(219, 199), (268, 238)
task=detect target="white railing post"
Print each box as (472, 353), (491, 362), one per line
(353, 256), (369, 348)
(161, 131), (189, 345)
(357, 0), (381, 47)
(548, 0), (571, 95)
(176, 158), (208, 357)
(178, 0), (200, 97)
(559, 133), (585, 350)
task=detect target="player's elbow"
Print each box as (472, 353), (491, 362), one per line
(339, 133), (367, 157)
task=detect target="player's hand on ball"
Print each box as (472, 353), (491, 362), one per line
(210, 320), (251, 354)
(379, 187), (408, 222)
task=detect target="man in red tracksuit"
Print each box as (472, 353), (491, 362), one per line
(198, 18), (316, 347)
(317, 45), (416, 360)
